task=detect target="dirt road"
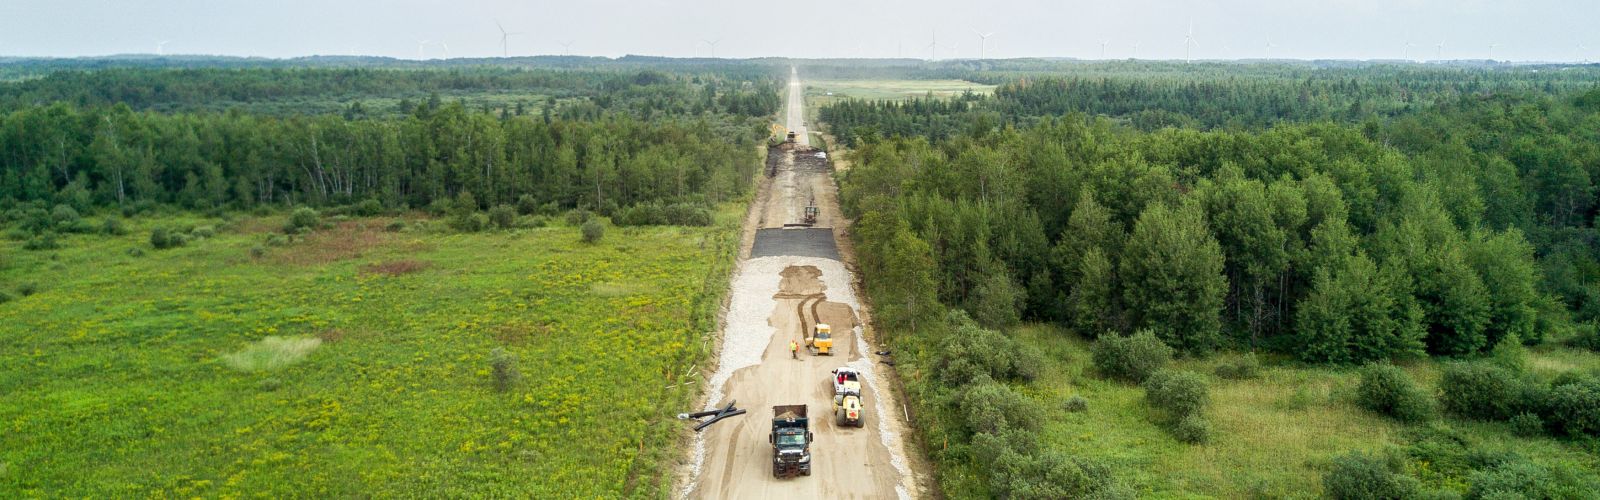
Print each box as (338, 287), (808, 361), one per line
(676, 68), (922, 499)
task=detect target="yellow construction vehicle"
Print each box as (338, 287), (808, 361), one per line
(807, 323), (834, 355)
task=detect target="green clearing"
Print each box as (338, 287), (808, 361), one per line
(803, 79), (994, 128)
(951, 325), (1600, 498)
(0, 206), (742, 497)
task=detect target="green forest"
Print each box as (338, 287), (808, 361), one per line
(828, 63), (1600, 497)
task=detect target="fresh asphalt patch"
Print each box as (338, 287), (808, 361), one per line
(751, 228), (840, 260)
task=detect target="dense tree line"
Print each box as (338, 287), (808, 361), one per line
(844, 88), (1600, 364)
(0, 69), (779, 215)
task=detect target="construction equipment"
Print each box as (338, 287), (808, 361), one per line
(786, 131), (797, 143)
(769, 404), (813, 478)
(807, 323), (833, 355)
(831, 368), (865, 427)
(802, 205), (818, 225)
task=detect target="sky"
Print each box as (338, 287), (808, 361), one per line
(1, 0), (1597, 62)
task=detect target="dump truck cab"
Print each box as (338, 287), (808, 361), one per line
(770, 404), (813, 478)
(808, 323), (833, 355)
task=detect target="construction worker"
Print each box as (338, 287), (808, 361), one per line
(790, 340), (799, 359)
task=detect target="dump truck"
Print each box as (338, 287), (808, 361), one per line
(770, 404), (813, 478)
(807, 323), (834, 356)
(831, 368), (865, 427)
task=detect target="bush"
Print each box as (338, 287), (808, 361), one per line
(1439, 362), (1532, 421)
(516, 194), (540, 215)
(1143, 370), (1210, 419)
(1092, 330), (1173, 383)
(1543, 378), (1600, 438)
(1063, 396), (1089, 413)
(17, 283), (38, 296)
(1508, 412), (1545, 437)
(580, 218), (604, 243)
(1356, 364), (1436, 423)
(23, 232), (59, 251)
(972, 430), (1123, 499)
(264, 234), (289, 247)
(50, 204), (80, 227)
(1468, 456), (1599, 499)
(100, 217), (128, 236)
(490, 348), (521, 392)
(1215, 352), (1261, 380)
(450, 211), (487, 232)
(488, 204), (517, 229)
(564, 209), (592, 226)
(385, 220), (406, 232)
(150, 227), (187, 249)
(0, 289), (14, 304)
(353, 199), (383, 216)
(284, 207), (320, 233)
(1323, 451), (1421, 500)
(1570, 322), (1600, 352)
(190, 226), (215, 239)
(126, 247), (145, 257)
(1172, 414), (1212, 444)
(958, 381), (1044, 435)
(249, 245), (266, 259)
(932, 311), (1044, 387)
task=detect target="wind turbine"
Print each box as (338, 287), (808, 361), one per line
(1435, 40), (1445, 61)
(1265, 35), (1277, 59)
(156, 40), (170, 56)
(1487, 43), (1500, 60)
(496, 21), (522, 57)
(1100, 39), (1110, 59)
(439, 41), (451, 59)
(416, 39), (430, 60)
(1184, 20), (1199, 63)
(1579, 43), (1591, 63)
(1131, 41), (1142, 59)
(560, 40), (575, 56)
(926, 29), (938, 60)
(1403, 40), (1418, 62)
(972, 29), (994, 59)
(701, 38), (721, 58)
(943, 41), (961, 60)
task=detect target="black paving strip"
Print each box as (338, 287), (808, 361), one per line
(751, 228), (840, 260)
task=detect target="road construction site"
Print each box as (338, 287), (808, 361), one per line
(675, 68), (924, 499)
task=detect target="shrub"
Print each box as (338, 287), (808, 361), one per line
(981, 438), (1122, 499)
(1570, 322), (1600, 352)
(1092, 330), (1173, 383)
(258, 378), (284, 392)
(1356, 364), (1436, 423)
(1172, 414), (1212, 444)
(1143, 370), (1210, 419)
(450, 211), (487, 232)
(958, 381), (1044, 435)
(150, 227), (187, 249)
(265, 234), (289, 247)
(1543, 378), (1600, 438)
(50, 204), (80, 227)
(1489, 334), (1529, 373)
(353, 199), (383, 216)
(564, 209), (592, 226)
(23, 232), (59, 251)
(1508, 412), (1545, 437)
(516, 194), (539, 215)
(1215, 352), (1261, 380)
(100, 217), (128, 236)
(1468, 457), (1599, 499)
(0, 289), (14, 304)
(385, 220), (406, 232)
(933, 311), (1044, 387)
(1063, 396), (1089, 413)
(488, 204), (517, 229)
(126, 247), (145, 257)
(249, 245), (266, 259)
(1439, 362), (1530, 421)
(190, 226), (215, 239)
(490, 348), (521, 392)
(1323, 451), (1420, 500)
(17, 283), (38, 296)
(580, 218), (604, 243)
(284, 207), (320, 233)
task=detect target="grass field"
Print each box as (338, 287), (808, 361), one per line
(802, 79), (995, 133)
(0, 207), (741, 497)
(929, 325), (1600, 498)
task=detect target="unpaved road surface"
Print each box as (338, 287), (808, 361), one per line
(676, 68), (922, 499)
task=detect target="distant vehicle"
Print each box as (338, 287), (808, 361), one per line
(770, 404), (813, 478)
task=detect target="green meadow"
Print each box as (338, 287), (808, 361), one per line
(0, 207), (740, 497)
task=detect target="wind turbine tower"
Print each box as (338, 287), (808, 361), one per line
(496, 21), (522, 57)
(701, 38), (721, 58)
(560, 40), (575, 56)
(1100, 39), (1110, 59)
(1184, 20), (1199, 63)
(157, 40), (170, 56)
(972, 29), (994, 59)
(416, 39), (430, 60)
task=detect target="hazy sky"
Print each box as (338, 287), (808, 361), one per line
(1, 0), (1597, 62)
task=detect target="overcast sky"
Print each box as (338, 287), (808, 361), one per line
(1, 0), (1597, 62)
